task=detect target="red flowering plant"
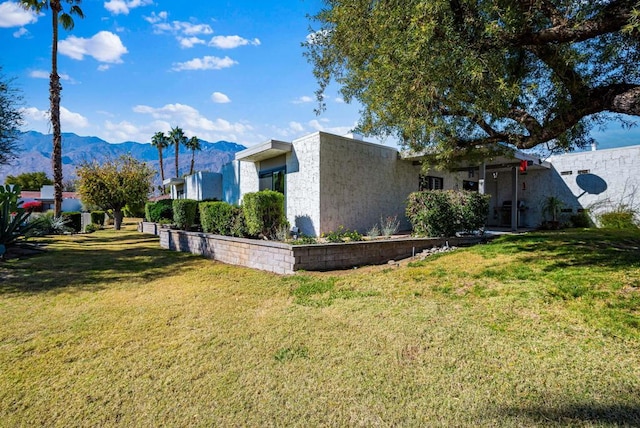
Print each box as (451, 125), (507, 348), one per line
(21, 201), (43, 212)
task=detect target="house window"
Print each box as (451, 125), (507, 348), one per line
(419, 175), (443, 191)
(463, 180), (478, 192)
(259, 167), (286, 194)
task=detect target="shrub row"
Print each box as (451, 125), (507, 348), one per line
(145, 190), (288, 240)
(406, 190), (490, 237)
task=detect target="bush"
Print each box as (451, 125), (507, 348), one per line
(173, 199), (198, 230)
(84, 223), (100, 233)
(199, 201), (235, 235)
(145, 199), (173, 223)
(123, 202), (145, 218)
(570, 211), (593, 228)
(27, 212), (72, 236)
(61, 211), (82, 232)
(406, 190), (490, 237)
(598, 209), (638, 229)
(242, 190), (287, 239)
(90, 210), (106, 226)
(229, 206), (247, 238)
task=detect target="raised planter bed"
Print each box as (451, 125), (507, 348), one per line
(140, 222), (484, 274)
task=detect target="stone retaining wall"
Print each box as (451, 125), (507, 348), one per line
(146, 223), (483, 274)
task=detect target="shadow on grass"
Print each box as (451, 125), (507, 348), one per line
(488, 229), (640, 271)
(0, 233), (200, 296)
(499, 402), (640, 426)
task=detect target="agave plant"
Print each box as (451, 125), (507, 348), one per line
(0, 185), (36, 258)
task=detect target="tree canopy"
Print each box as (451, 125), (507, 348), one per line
(0, 67), (22, 166)
(305, 0), (640, 161)
(5, 172), (53, 191)
(76, 155), (154, 230)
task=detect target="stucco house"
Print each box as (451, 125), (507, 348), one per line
(165, 131), (640, 236)
(19, 185), (83, 212)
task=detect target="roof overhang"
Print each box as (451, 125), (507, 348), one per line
(402, 147), (551, 171)
(162, 177), (185, 187)
(235, 140), (292, 162)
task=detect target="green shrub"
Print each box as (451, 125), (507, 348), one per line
(61, 211), (82, 232)
(598, 210), (638, 229)
(123, 202), (145, 218)
(200, 201), (235, 235)
(90, 210), (106, 226)
(84, 223), (100, 233)
(172, 199), (198, 230)
(406, 190), (490, 237)
(570, 210), (593, 228)
(242, 190), (287, 239)
(229, 206), (247, 238)
(27, 212), (72, 237)
(0, 185), (36, 256)
(323, 225), (363, 243)
(145, 199), (173, 222)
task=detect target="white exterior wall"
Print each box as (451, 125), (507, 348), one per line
(286, 133), (322, 236)
(317, 132), (419, 234)
(222, 161), (241, 205)
(238, 160), (259, 197)
(184, 172), (222, 201)
(545, 146), (640, 223)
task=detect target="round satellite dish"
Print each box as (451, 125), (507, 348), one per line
(576, 173), (607, 195)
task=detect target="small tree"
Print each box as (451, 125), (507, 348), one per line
(0, 66), (23, 166)
(76, 155), (154, 230)
(5, 171), (53, 191)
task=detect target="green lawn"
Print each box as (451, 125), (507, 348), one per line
(1, 221), (639, 426)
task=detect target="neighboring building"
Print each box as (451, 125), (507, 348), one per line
(164, 131), (640, 236)
(19, 185), (82, 212)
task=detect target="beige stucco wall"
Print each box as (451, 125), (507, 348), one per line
(317, 132), (420, 235)
(286, 133), (322, 236)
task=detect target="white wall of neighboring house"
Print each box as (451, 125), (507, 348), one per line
(546, 145), (640, 223)
(184, 172), (222, 201)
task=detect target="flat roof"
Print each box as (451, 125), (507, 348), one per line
(235, 140), (292, 162)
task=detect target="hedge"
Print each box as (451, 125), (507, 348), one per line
(242, 190), (287, 239)
(173, 199), (198, 230)
(406, 190), (490, 237)
(145, 199), (173, 223)
(90, 210), (105, 226)
(61, 211), (82, 233)
(199, 201), (234, 235)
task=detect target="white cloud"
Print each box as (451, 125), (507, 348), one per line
(20, 106), (89, 129)
(30, 69), (74, 82)
(178, 36), (205, 49)
(335, 97), (345, 103)
(132, 103), (251, 142)
(153, 21), (213, 36)
(59, 31), (128, 63)
(211, 92), (231, 104)
(171, 56), (237, 71)
(306, 29), (330, 46)
(209, 35), (261, 49)
(144, 11), (168, 24)
(13, 27), (28, 38)
(0, 2), (39, 28)
(289, 121), (304, 132)
(308, 119), (355, 136)
(292, 96), (314, 104)
(97, 64), (111, 71)
(104, 120), (142, 142)
(104, 0), (153, 15)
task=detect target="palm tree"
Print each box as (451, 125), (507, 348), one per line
(185, 136), (202, 176)
(150, 131), (168, 182)
(20, 0), (84, 217)
(168, 126), (187, 178)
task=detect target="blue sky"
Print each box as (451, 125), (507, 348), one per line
(0, 0), (371, 147)
(0, 0), (638, 150)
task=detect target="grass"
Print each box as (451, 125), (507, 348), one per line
(1, 222), (639, 426)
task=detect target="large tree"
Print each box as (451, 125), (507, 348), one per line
(306, 0), (640, 162)
(76, 155), (154, 230)
(19, 0), (84, 216)
(168, 126), (187, 178)
(5, 171), (53, 191)
(0, 66), (23, 166)
(185, 136), (202, 176)
(151, 131), (169, 183)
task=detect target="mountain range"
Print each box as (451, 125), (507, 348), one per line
(0, 131), (247, 189)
